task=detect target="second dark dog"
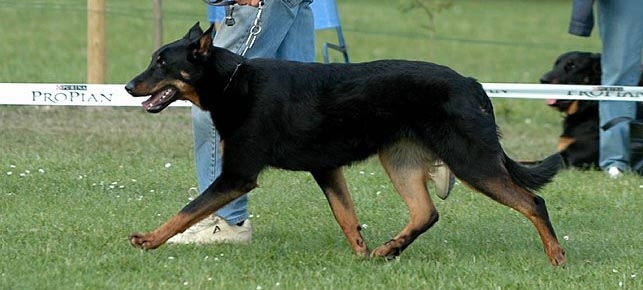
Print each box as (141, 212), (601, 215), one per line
(125, 23), (566, 266)
(541, 51), (643, 168)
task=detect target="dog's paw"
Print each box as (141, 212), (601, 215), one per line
(129, 232), (161, 250)
(547, 245), (566, 267)
(370, 240), (402, 261)
(355, 249), (370, 260)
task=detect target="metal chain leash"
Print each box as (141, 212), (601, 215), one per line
(203, 0), (264, 57)
(240, 1), (264, 56)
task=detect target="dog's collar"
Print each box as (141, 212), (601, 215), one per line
(222, 62), (242, 93)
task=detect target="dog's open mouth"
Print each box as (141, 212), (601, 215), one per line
(142, 86), (179, 113)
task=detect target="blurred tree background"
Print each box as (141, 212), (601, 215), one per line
(398, 0), (454, 35)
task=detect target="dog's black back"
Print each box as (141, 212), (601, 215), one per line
(207, 54), (504, 179)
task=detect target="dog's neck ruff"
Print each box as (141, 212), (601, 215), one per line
(222, 62), (243, 93)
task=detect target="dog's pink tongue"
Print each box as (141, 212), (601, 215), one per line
(140, 87), (178, 113)
(546, 99), (557, 106)
(141, 95), (160, 110)
(141, 90), (167, 113)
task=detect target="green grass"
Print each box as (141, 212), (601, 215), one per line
(2, 0), (643, 289)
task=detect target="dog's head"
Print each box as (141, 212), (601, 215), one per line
(541, 51), (601, 85)
(125, 22), (215, 113)
(542, 51), (601, 113)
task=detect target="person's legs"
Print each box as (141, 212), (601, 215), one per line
(597, 0), (643, 173)
(204, 0), (314, 223)
(177, 0), (315, 244)
(191, 106), (249, 225)
(273, 1), (315, 62)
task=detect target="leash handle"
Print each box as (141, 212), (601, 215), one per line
(203, 0), (264, 6)
(203, 0), (237, 6)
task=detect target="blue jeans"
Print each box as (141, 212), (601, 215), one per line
(192, 0), (315, 225)
(597, 0), (643, 171)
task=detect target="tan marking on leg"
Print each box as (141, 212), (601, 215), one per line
(479, 177), (565, 266)
(557, 136), (575, 152)
(312, 168), (369, 257)
(371, 140), (439, 259)
(129, 188), (248, 249)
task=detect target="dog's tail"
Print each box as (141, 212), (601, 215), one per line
(504, 153), (563, 192)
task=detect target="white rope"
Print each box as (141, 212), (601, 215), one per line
(1, 82), (642, 107)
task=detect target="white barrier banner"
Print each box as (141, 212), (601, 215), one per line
(0, 83), (190, 107)
(1, 83), (642, 107)
(484, 83), (643, 101)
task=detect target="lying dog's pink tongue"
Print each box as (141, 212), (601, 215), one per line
(142, 87), (178, 113)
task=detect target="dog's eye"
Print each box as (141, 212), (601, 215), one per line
(155, 57), (166, 68)
(564, 61), (576, 71)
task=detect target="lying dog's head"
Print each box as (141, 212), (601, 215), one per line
(541, 51), (601, 113)
(541, 51), (601, 85)
(125, 22), (215, 113)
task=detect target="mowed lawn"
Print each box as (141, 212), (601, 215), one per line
(1, 1), (642, 289)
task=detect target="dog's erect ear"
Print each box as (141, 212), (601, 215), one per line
(190, 23), (214, 61)
(184, 22), (203, 42)
(199, 24), (215, 53)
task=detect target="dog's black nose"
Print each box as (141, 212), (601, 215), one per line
(124, 82), (135, 94)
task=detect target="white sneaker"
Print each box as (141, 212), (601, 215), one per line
(607, 166), (623, 179)
(431, 161), (455, 200)
(167, 215), (252, 245)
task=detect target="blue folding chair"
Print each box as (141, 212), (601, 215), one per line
(311, 0), (349, 63)
(207, 1), (349, 63)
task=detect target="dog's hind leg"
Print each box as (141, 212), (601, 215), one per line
(311, 168), (369, 258)
(371, 141), (439, 259)
(456, 167), (566, 266)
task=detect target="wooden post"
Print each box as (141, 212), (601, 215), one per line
(153, 0), (163, 49)
(87, 0), (106, 83)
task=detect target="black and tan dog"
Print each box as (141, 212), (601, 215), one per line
(125, 23), (566, 266)
(541, 51), (601, 168)
(541, 51), (643, 168)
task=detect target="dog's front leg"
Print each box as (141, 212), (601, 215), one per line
(311, 168), (369, 258)
(129, 177), (256, 249)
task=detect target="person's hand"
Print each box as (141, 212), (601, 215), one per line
(236, 0), (262, 6)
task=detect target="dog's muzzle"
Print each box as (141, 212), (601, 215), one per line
(125, 82), (179, 113)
